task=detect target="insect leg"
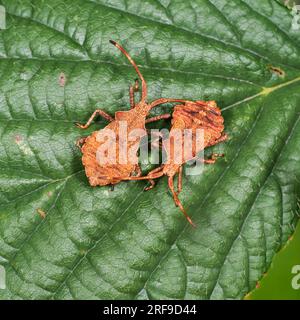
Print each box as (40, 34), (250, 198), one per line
(145, 113), (171, 123)
(143, 165), (164, 191)
(129, 79), (139, 109)
(133, 164), (142, 177)
(168, 176), (196, 227)
(215, 133), (228, 144)
(76, 137), (87, 150)
(76, 109), (114, 129)
(206, 133), (228, 147)
(168, 176), (178, 207)
(144, 179), (156, 191)
(177, 166), (183, 194)
(202, 153), (224, 164)
(125, 166), (164, 184)
(148, 165), (164, 175)
(150, 98), (193, 109)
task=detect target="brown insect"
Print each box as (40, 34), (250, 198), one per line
(76, 40), (191, 187)
(125, 100), (227, 227)
(37, 208), (46, 219)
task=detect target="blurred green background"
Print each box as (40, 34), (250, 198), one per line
(249, 220), (300, 300)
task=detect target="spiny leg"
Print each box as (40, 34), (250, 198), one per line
(133, 164), (142, 177)
(203, 158), (216, 165)
(129, 79), (139, 109)
(150, 98), (193, 109)
(145, 113), (171, 123)
(129, 87), (135, 109)
(168, 176), (196, 227)
(125, 175), (158, 190)
(144, 179), (156, 191)
(215, 133), (228, 144)
(76, 109), (114, 129)
(177, 166), (183, 194)
(148, 165), (165, 175)
(125, 165), (164, 189)
(207, 133), (228, 147)
(144, 165), (164, 191)
(202, 153), (224, 164)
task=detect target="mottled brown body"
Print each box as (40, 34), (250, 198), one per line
(126, 100), (227, 226)
(77, 41), (227, 226)
(77, 41), (191, 187)
(80, 104), (150, 186)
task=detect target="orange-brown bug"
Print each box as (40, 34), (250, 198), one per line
(76, 41), (191, 187)
(125, 100), (227, 227)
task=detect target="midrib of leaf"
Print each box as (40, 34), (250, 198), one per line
(223, 75), (300, 110)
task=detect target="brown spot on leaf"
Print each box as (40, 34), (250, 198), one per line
(15, 135), (22, 143)
(37, 208), (46, 219)
(14, 136), (33, 155)
(59, 72), (66, 87)
(269, 65), (285, 78)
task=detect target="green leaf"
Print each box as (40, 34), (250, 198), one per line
(0, 0), (299, 300)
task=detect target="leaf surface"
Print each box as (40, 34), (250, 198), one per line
(0, 0), (299, 299)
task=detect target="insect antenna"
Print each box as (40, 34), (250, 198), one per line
(110, 40), (147, 103)
(150, 98), (193, 110)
